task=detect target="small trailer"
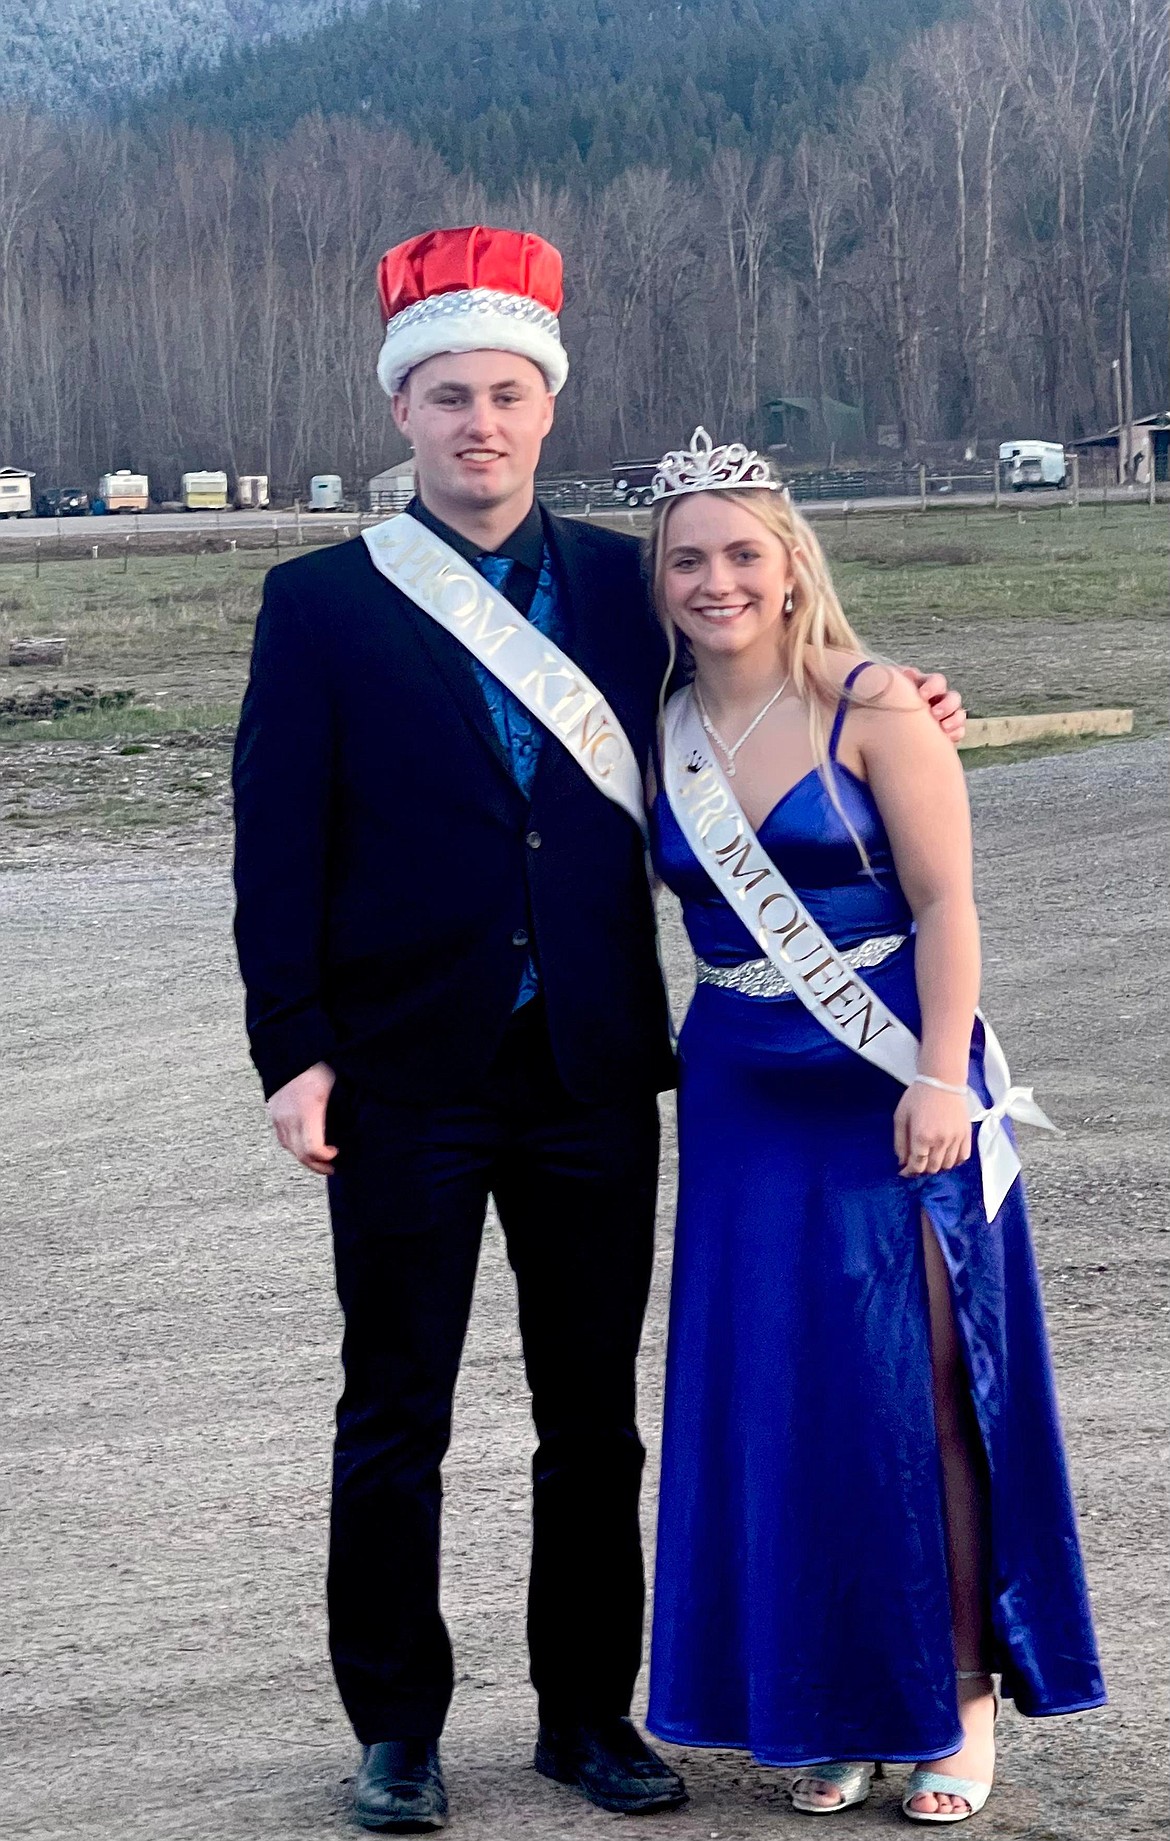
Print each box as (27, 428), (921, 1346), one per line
(99, 470), (150, 513)
(181, 470), (229, 510)
(309, 473), (344, 511)
(235, 474), (270, 510)
(0, 467), (34, 517)
(610, 459), (660, 507)
(998, 441), (1067, 490)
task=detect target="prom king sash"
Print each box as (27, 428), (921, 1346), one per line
(663, 689), (1055, 1220)
(363, 515), (647, 839)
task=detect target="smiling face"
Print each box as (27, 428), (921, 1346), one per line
(391, 348), (555, 525)
(658, 492), (795, 665)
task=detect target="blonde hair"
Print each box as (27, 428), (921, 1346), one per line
(649, 486), (883, 859)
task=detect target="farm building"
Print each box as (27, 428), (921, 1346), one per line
(763, 396), (866, 462)
(1066, 411), (1170, 485)
(367, 459), (415, 513)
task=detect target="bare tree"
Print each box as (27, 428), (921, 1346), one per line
(0, 111), (55, 456)
(851, 71), (939, 452)
(0, 10), (1165, 492)
(708, 149), (785, 438)
(791, 134), (856, 435)
(1086, 0), (1169, 393)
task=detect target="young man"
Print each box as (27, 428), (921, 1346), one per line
(232, 225), (965, 1832)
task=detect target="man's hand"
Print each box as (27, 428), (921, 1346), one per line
(902, 667), (966, 743)
(266, 1061), (338, 1175)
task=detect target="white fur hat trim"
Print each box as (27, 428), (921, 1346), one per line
(377, 287), (568, 396)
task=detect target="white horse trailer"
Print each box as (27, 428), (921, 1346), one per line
(999, 441), (1067, 489)
(309, 473), (344, 511)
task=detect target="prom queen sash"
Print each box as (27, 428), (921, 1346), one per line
(363, 515), (647, 840)
(663, 689), (1055, 1220)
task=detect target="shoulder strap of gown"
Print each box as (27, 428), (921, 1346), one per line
(828, 660), (878, 761)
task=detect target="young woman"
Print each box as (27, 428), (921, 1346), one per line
(644, 433), (1105, 1823)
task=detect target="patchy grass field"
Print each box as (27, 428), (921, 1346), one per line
(0, 506), (1163, 850)
(821, 504), (1166, 740)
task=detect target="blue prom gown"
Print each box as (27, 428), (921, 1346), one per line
(646, 676), (1105, 1768)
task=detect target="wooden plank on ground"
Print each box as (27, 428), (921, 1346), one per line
(958, 709), (1133, 750)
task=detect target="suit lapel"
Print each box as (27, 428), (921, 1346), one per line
(358, 535), (520, 795)
(542, 514), (646, 734)
(528, 513), (645, 816)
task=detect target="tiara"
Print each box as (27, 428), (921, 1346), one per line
(651, 426), (780, 500)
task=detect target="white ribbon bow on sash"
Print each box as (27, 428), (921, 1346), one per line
(663, 689), (1057, 1222)
(363, 514), (647, 840)
(974, 1024), (1060, 1217)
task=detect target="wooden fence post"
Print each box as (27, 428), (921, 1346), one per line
(1070, 454), (1079, 509)
(918, 463), (927, 511)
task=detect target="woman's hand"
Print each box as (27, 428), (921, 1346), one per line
(894, 1082), (973, 1178)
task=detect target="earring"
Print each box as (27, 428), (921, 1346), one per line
(784, 589), (794, 614)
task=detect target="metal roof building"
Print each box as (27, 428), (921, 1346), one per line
(367, 460), (415, 513)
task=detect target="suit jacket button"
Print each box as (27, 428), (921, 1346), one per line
(512, 928), (529, 948)
(526, 830), (542, 849)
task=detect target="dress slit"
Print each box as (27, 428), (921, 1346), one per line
(645, 738), (1105, 1763)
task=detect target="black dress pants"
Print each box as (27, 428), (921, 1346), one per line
(325, 998), (660, 1743)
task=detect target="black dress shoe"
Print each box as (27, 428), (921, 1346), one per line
(534, 1717), (687, 1814)
(352, 1741), (448, 1833)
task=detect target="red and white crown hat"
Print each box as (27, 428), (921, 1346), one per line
(376, 225), (569, 398)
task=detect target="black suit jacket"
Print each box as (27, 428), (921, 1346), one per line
(231, 510), (676, 1106)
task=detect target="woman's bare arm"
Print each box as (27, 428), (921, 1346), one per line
(852, 671), (979, 1174)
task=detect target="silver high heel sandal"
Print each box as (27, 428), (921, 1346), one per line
(902, 1671), (1000, 1825)
(791, 1760), (882, 1815)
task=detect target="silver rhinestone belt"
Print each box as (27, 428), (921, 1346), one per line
(695, 933), (908, 999)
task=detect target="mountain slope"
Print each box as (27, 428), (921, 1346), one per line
(0, 0), (356, 113)
(132, 0), (964, 185)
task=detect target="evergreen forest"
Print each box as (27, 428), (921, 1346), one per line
(144, 0), (962, 190)
(0, 0), (1164, 491)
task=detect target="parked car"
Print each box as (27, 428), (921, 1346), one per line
(36, 486), (90, 517)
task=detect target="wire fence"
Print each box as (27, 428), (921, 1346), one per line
(0, 474), (1162, 568)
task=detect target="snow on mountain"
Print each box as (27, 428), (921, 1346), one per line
(0, 0), (357, 113)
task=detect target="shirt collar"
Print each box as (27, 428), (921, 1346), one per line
(406, 494), (545, 575)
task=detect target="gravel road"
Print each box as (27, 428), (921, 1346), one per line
(1, 741), (1166, 1841)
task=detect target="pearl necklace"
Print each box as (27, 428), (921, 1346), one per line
(694, 677), (790, 776)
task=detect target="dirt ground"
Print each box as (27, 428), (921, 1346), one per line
(1, 734), (1166, 1841)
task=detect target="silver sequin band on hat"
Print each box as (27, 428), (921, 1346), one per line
(385, 287), (563, 344)
(695, 933), (908, 999)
